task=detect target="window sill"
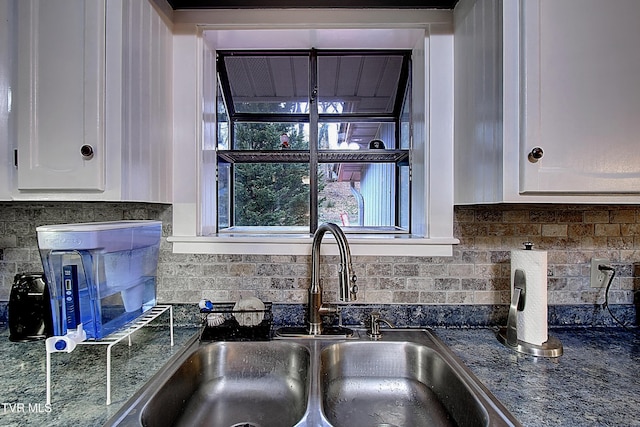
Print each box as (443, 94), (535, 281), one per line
(168, 234), (459, 256)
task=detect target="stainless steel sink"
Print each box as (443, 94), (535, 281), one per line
(320, 341), (488, 427)
(114, 341), (310, 427)
(106, 329), (521, 427)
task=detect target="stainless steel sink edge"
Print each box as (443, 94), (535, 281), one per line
(105, 328), (522, 427)
(104, 332), (202, 427)
(419, 329), (523, 427)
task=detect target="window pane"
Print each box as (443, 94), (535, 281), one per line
(234, 122), (309, 150)
(398, 165), (410, 230)
(224, 55), (309, 114)
(318, 179), (360, 226)
(217, 81), (230, 150)
(318, 162), (407, 231)
(318, 54), (404, 114)
(319, 122), (396, 150)
(233, 163), (310, 227)
(218, 163), (231, 229)
(400, 77), (411, 150)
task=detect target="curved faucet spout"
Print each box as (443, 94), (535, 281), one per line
(308, 223), (358, 335)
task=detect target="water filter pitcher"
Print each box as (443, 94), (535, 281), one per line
(37, 221), (161, 344)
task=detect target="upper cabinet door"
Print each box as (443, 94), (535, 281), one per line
(0, 0), (15, 200)
(519, 0), (640, 194)
(16, 0), (105, 191)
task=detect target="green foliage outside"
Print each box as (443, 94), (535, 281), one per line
(232, 103), (317, 227)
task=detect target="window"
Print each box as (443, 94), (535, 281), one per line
(215, 50), (412, 234)
(169, 22), (456, 256)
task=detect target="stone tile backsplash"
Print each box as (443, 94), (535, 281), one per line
(0, 202), (638, 311)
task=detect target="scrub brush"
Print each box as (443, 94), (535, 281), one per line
(200, 299), (225, 327)
(206, 312), (225, 327)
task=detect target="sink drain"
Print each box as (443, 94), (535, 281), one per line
(230, 423), (261, 427)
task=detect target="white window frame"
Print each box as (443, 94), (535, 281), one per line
(168, 9), (458, 256)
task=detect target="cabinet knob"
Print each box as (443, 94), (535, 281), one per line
(528, 147), (544, 163)
(80, 144), (94, 160)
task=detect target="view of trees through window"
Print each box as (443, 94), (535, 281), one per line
(216, 50), (410, 234)
(234, 116), (311, 227)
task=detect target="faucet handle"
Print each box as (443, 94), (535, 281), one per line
(349, 274), (358, 294)
(350, 281), (358, 299)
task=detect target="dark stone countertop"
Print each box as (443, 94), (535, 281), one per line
(0, 323), (199, 427)
(0, 324), (637, 426)
(433, 327), (640, 427)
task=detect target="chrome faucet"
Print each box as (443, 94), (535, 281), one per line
(308, 223), (358, 335)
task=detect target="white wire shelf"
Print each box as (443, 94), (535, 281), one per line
(45, 305), (173, 405)
(217, 149), (410, 165)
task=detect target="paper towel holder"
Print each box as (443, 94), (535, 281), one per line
(497, 268), (563, 357)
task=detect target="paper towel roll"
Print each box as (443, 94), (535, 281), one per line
(511, 249), (548, 345)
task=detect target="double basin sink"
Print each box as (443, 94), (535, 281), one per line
(107, 329), (521, 427)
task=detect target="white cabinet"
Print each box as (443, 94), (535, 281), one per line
(454, 0), (640, 204)
(16, 0), (105, 192)
(0, 0), (15, 200)
(12, 0), (172, 202)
